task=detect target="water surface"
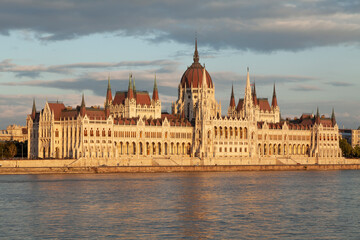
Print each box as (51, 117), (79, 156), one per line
(1, 171), (360, 239)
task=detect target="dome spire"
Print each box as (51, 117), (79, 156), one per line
(193, 36), (199, 63)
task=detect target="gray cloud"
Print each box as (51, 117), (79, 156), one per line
(211, 71), (315, 90)
(1, 0), (360, 52)
(326, 81), (355, 87)
(1, 76), (178, 98)
(0, 59), (179, 78)
(290, 84), (321, 91)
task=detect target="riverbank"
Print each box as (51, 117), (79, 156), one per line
(1, 164), (360, 174)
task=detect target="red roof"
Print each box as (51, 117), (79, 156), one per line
(60, 110), (78, 120)
(113, 92), (127, 105)
(48, 103), (66, 120)
(258, 98), (271, 112)
(136, 92), (151, 105)
(85, 109), (106, 120)
(236, 99), (244, 112)
(113, 91), (151, 106)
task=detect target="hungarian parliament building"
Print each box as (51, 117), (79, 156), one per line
(27, 40), (343, 166)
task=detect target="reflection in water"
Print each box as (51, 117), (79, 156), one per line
(0, 171), (360, 239)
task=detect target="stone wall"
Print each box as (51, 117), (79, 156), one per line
(2, 164), (360, 175)
(1, 156), (359, 168)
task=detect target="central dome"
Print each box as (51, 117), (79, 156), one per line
(180, 39), (214, 89)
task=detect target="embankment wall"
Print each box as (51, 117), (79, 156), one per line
(1, 164), (360, 175)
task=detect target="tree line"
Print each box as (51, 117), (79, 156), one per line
(339, 138), (360, 158)
(0, 141), (27, 159)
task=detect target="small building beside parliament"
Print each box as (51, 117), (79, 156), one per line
(26, 40), (343, 166)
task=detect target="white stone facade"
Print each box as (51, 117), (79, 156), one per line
(27, 44), (342, 164)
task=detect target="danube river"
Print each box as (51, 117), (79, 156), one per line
(1, 171), (360, 239)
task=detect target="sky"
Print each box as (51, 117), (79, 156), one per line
(0, 0), (360, 129)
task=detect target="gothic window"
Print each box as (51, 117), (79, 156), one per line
(90, 129), (93, 137)
(187, 103), (190, 119)
(96, 129), (100, 137)
(108, 129), (111, 137)
(55, 129), (59, 138)
(102, 129), (106, 137)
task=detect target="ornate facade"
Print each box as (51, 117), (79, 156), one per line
(0, 124), (27, 142)
(27, 40), (342, 165)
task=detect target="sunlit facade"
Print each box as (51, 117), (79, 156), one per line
(27, 41), (342, 164)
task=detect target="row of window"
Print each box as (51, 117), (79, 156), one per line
(213, 127), (248, 139)
(218, 147), (247, 153)
(84, 129), (112, 137)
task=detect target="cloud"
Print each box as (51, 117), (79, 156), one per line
(326, 81), (355, 87)
(1, 0), (360, 52)
(290, 84), (321, 91)
(0, 59), (179, 78)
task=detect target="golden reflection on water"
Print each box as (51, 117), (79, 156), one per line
(0, 171), (360, 239)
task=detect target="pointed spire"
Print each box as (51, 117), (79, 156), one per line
(229, 84), (235, 108)
(106, 74), (112, 104)
(133, 76), (136, 94)
(271, 83), (278, 108)
(127, 73), (134, 99)
(80, 93), (86, 117)
(107, 74), (111, 89)
(315, 107), (320, 124)
(193, 37), (199, 63)
(31, 98), (36, 119)
(243, 67), (253, 118)
(152, 73), (159, 101)
(81, 93), (85, 107)
(252, 80), (258, 106)
(331, 107), (336, 126)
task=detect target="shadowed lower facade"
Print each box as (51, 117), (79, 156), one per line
(27, 40), (342, 165)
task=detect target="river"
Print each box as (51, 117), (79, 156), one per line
(1, 171), (360, 239)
